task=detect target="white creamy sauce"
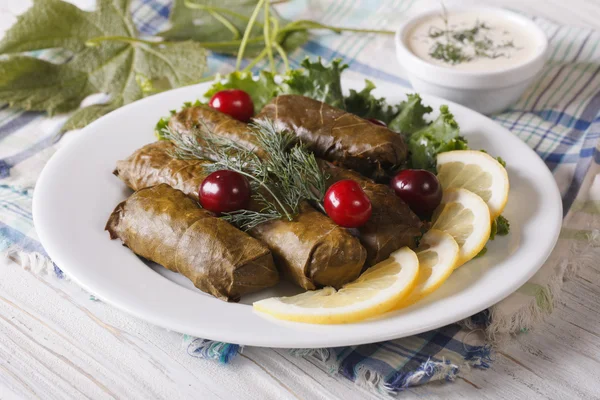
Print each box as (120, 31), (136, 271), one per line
(407, 11), (540, 71)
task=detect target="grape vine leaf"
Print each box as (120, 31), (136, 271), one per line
(158, 0), (308, 55)
(159, 0), (264, 43)
(0, 0), (207, 129)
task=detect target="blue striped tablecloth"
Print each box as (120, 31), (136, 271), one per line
(1, 0), (599, 395)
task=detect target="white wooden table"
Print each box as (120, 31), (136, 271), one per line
(1, 1), (600, 399)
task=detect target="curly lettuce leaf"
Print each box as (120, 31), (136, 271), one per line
(388, 93), (433, 134)
(496, 156), (507, 168)
(407, 105), (467, 171)
(343, 79), (397, 122)
(480, 149), (507, 168)
(203, 71), (278, 112)
(474, 215), (511, 258)
(494, 215), (510, 237)
(279, 57), (348, 109)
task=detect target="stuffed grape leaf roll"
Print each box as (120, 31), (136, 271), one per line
(167, 106), (421, 267)
(318, 160), (422, 265)
(113, 141), (366, 290)
(255, 95), (408, 178)
(105, 184), (279, 302)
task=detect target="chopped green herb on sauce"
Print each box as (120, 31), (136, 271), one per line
(426, 9), (519, 65)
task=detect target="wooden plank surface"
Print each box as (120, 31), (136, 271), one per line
(1, 0), (600, 399)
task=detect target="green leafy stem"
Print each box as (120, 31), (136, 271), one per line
(85, 1), (395, 74)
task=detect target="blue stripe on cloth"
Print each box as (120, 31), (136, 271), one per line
(386, 326), (463, 387)
(0, 220), (45, 255)
(534, 65), (600, 151)
(507, 27), (590, 131)
(0, 135), (55, 177)
(530, 32), (593, 111)
(0, 200), (33, 221)
(416, 325), (463, 354)
(531, 109), (600, 131)
(337, 342), (383, 381)
(545, 147), (596, 168)
(561, 139), (600, 214)
(495, 113), (600, 140)
(0, 112), (43, 141)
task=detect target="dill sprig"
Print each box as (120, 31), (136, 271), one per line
(250, 119), (328, 214)
(162, 118), (328, 229)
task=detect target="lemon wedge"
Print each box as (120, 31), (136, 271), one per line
(432, 188), (491, 267)
(399, 229), (459, 308)
(253, 247), (419, 324)
(437, 150), (509, 220)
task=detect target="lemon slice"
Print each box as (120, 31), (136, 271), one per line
(432, 188), (491, 267)
(253, 247), (419, 324)
(437, 150), (509, 219)
(399, 229), (459, 308)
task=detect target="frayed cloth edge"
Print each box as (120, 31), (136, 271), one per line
(290, 349), (488, 396)
(3, 245), (65, 279)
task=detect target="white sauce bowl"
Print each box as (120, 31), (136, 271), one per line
(395, 7), (548, 115)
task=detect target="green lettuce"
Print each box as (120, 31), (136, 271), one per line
(343, 79), (397, 123)
(202, 70), (278, 112)
(388, 93), (433, 134)
(493, 215), (510, 238)
(407, 105), (468, 171)
(279, 58), (347, 109)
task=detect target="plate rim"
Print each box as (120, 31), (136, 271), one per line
(32, 77), (563, 348)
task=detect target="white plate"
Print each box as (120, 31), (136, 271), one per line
(33, 78), (562, 348)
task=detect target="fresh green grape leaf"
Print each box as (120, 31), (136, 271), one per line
(203, 70), (278, 111)
(158, 0), (309, 56)
(388, 93), (433, 134)
(344, 79), (397, 123)
(159, 0), (264, 55)
(280, 58), (347, 109)
(0, 56), (93, 115)
(0, 0), (133, 54)
(0, 0), (207, 127)
(61, 102), (121, 132)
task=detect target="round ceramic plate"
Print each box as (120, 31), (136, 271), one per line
(33, 78), (562, 348)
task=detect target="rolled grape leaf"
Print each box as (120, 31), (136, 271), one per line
(113, 142), (366, 290)
(166, 106), (420, 267)
(105, 184), (279, 302)
(318, 160), (422, 266)
(169, 104), (268, 160)
(256, 95), (408, 179)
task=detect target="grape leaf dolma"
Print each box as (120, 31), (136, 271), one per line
(113, 142), (366, 290)
(105, 184), (279, 302)
(255, 95), (408, 179)
(318, 160), (422, 265)
(168, 106), (421, 267)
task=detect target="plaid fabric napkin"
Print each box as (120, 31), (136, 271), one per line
(2, 0), (600, 395)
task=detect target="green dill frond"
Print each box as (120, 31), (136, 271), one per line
(165, 117), (328, 230)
